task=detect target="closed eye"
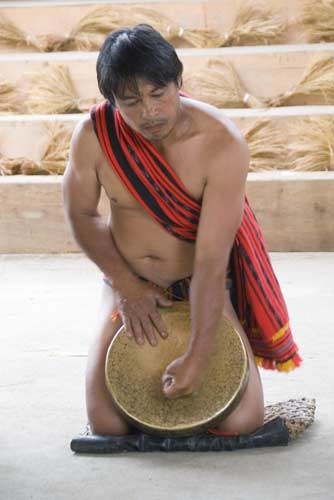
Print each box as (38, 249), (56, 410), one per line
(125, 99), (140, 107)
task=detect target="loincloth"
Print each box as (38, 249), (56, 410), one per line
(103, 270), (233, 301)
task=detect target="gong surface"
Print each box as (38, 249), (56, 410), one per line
(105, 302), (249, 437)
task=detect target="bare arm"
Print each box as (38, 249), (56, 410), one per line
(188, 133), (249, 361)
(62, 117), (136, 289)
(62, 117), (172, 344)
(162, 129), (249, 397)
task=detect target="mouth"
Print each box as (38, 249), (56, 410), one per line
(141, 122), (165, 133)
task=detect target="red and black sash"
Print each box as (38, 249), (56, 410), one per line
(91, 99), (302, 371)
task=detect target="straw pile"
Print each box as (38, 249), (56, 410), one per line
(0, 3), (287, 51)
(0, 123), (72, 175)
(221, 2), (286, 47)
(122, 6), (222, 48)
(0, 8), (123, 52)
(25, 64), (98, 114)
(0, 13), (40, 50)
(0, 78), (21, 113)
(128, 3), (286, 48)
(287, 118), (334, 171)
(267, 56), (334, 107)
(184, 59), (264, 108)
(37, 6), (126, 51)
(299, 0), (334, 43)
(243, 118), (334, 171)
(243, 120), (287, 171)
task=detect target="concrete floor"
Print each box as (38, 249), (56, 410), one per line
(0, 253), (333, 500)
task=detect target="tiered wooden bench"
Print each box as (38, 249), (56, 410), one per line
(1, 0), (333, 252)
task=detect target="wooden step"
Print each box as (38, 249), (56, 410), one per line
(0, 0), (311, 52)
(1, 106), (334, 159)
(1, 172), (333, 253)
(1, 44), (334, 107)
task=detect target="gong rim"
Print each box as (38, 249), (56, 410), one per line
(105, 310), (249, 437)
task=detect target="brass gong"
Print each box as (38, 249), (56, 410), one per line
(105, 302), (249, 437)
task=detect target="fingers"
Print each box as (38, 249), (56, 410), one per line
(130, 317), (145, 345)
(149, 311), (168, 339)
(141, 317), (157, 346)
(123, 314), (158, 347)
(119, 286), (172, 346)
(163, 381), (194, 399)
(123, 316), (133, 340)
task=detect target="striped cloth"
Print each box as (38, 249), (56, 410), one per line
(91, 99), (302, 371)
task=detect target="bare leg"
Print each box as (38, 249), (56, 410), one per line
(86, 283), (264, 436)
(211, 289), (265, 434)
(85, 282), (130, 435)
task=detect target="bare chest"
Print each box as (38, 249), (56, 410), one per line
(96, 143), (206, 209)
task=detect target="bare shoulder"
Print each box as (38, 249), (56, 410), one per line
(63, 115), (103, 216)
(183, 97), (249, 170)
(69, 115), (102, 170)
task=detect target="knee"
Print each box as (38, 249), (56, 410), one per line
(215, 403), (265, 435)
(88, 407), (130, 436)
(235, 412), (264, 435)
(227, 406), (265, 435)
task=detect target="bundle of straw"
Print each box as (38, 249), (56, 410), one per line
(288, 118), (334, 171)
(0, 13), (41, 50)
(37, 6), (126, 51)
(243, 119), (287, 171)
(125, 6), (222, 48)
(39, 122), (73, 174)
(221, 2), (286, 47)
(0, 3), (287, 52)
(0, 78), (21, 113)
(0, 123), (72, 175)
(184, 60), (264, 108)
(0, 7), (125, 52)
(299, 0), (334, 43)
(0, 156), (37, 175)
(25, 64), (98, 114)
(266, 56), (334, 107)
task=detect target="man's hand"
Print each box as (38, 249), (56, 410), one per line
(114, 276), (173, 346)
(162, 352), (208, 399)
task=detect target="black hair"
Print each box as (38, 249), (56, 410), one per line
(96, 24), (183, 104)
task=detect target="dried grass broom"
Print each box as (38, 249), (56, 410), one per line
(288, 118), (334, 171)
(0, 123), (72, 175)
(266, 56), (334, 107)
(299, 0), (334, 43)
(25, 64), (98, 114)
(243, 119), (287, 171)
(184, 60), (264, 108)
(221, 2), (287, 47)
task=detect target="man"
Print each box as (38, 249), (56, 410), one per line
(62, 25), (301, 436)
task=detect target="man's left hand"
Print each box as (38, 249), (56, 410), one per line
(162, 352), (207, 399)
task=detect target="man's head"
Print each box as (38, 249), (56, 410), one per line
(96, 24), (184, 141)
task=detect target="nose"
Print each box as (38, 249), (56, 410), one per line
(141, 98), (160, 120)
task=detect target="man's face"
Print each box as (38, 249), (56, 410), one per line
(114, 79), (180, 142)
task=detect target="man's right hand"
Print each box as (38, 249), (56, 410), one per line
(114, 277), (173, 347)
